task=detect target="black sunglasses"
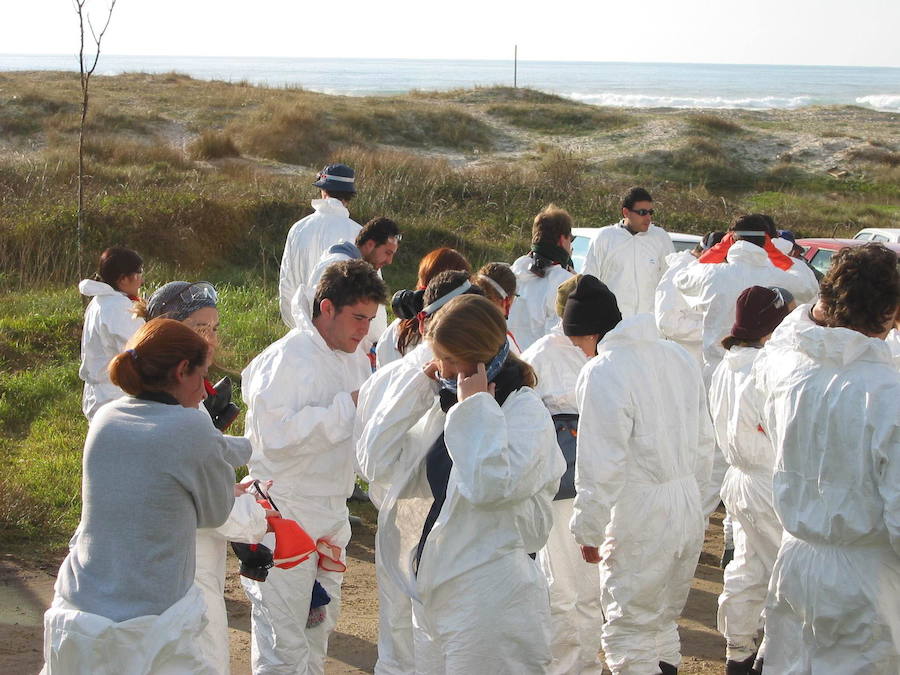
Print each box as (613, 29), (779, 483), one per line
(629, 208), (654, 216)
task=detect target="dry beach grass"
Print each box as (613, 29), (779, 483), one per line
(0, 69), (898, 672)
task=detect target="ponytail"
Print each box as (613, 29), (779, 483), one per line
(109, 318), (209, 395)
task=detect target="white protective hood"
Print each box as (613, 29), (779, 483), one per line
(78, 279), (144, 421)
(750, 305), (900, 673)
(674, 240), (819, 382)
(278, 198), (361, 327)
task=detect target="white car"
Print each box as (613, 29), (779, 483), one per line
(571, 227), (701, 273)
(853, 228), (900, 243)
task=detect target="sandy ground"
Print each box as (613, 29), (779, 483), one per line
(0, 511), (728, 674)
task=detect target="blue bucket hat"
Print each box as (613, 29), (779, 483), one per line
(313, 163), (356, 194)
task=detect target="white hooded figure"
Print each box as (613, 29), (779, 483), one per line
(507, 205), (576, 351)
(571, 313), (715, 675)
(241, 260), (384, 674)
(655, 248), (704, 363)
(354, 341), (433, 675)
(521, 274), (622, 675)
(708, 286), (795, 671)
(355, 272), (492, 675)
(78, 249), (145, 421)
(357, 295), (565, 674)
(751, 245), (900, 674)
(278, 164), (361, 328)
(673, 222), (819, 386)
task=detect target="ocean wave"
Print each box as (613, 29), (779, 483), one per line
(855, 94), (900, 111)
(564, 92), (814, 110)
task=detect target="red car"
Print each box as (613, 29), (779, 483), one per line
(797, 238), (900, 280)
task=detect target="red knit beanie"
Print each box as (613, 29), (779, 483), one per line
(731, 286), (793, 341)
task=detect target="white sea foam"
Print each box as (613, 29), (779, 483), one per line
(855, 94), (900, 111)
(564, 92), (814, 110)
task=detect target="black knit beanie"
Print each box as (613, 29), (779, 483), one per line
(563, 274), (622, 337)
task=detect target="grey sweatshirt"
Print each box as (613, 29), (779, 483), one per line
(57, 396), (248, 622)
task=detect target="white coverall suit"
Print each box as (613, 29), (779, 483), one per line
(354, 342), (434, 674)
(195, 494), (269, 674)
(77, 278), (144, 421)
(582, 222), (674, 318)
(654, 250), (702, 364)
(356, 358), (565, 674)
(241, 310), (371, 674)
(887, 328), (900, 368)
(521, 329), (605, 674)
(507, 253), (574, 351)
(751, 306), (900, 674)
(278, 198), (361, 327)
(571, 314), (715, 675)
(674, 240), (818, 516)
(708, 347), (782, 662)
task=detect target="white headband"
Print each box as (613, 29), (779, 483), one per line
(321, 173), (355, 183)
(422, 280), (472, 316)
(732, 231), (767, 237)
(478, 274), (508, 299)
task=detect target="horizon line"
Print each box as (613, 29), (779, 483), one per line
(1, 53), (898, 70)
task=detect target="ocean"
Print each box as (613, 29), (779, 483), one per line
(2, 54), (898, 112)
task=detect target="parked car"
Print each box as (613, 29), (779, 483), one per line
(570, 228), (701, 273)
(797, 238), (900, 280)
(853, 228), (900, 243)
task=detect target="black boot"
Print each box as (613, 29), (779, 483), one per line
(720, 546), (735, 569)
(725, 653), (757, 675)
(659, 662), (678, 675)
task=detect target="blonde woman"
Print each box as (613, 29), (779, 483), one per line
(357, 294), (564, 673)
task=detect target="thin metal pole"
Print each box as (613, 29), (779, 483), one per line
(514, 45), (518, 88)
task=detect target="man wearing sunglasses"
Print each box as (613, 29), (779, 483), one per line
(582, 187), (675, 318)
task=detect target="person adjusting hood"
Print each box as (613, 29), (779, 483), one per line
(708, 286), (795, 674)
(507, 203), (575, 350)
(571, 308), (715, 675)
(279, 163), (361, 327)
(521, 274), (621, 675)
(582, 187), (675, 318)
(78, 247), (145, 421)
(357, 294), (564, 673)
(242, 259), (386, 674)
(354, 270), (484, 675)
(296, 216), (401, 361)
(751, 243), (900, 673)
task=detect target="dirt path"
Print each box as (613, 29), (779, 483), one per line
(1, 513), (727, 674)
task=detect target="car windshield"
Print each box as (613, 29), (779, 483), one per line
(571, 236), (592, 273)
(810, 249), (835, 276)
(672, 239), (697, 254)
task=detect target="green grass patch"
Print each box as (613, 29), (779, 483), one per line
(487, 103), (630, 135)
(686, 113), (744, 135)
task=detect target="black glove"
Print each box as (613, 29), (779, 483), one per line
(203, 377), (241, 431)
(231, 542), (274, 581)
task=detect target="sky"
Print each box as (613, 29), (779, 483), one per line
(2, 0), (898, 68)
